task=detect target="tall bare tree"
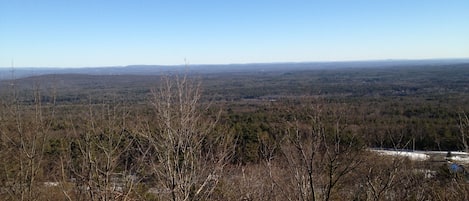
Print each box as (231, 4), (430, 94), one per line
(140, 74), (233, 201)
(0, 84), (52, 201)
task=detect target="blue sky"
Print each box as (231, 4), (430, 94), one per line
(1, 0), (468, 67)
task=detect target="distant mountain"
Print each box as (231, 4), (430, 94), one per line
(1, 58), (469, 80)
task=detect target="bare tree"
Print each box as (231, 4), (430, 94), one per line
(62, 102), (138, 201)
(0, 83), (51, 201)
(459, 112), (469, 153)
(363, 155), (405, 201)
(277, 101), (363, 201)
(140, 74), (233, 201)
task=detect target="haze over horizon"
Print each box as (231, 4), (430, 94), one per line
(2, 58), (469, 69)
(1, 0), (469, 68)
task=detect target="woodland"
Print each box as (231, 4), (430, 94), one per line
(0, 63), (469, 200)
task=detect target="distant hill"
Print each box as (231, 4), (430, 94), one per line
(1, 58), (469, 80)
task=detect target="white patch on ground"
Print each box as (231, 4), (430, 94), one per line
(448, 156), (469, 164)
(370, 149), (469, 163)
(370, 149), (430, 161)
(43, 182), (59, 187)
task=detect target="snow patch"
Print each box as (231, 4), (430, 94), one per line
(448, 156), (469, 164)
(370, 149), (430, 161)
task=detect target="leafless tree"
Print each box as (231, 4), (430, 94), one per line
(62, 102), (138, 201)
(0, 84), (51, 201)
(363, 155), (406, 201)
(459, 112), (469, 153)
(139, 74), (233, 201)
(276, 101), (364, 201)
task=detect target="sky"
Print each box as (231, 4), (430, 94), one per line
(1, 0), (469, 67)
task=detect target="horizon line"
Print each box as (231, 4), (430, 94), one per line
(2, 57), (469, 69)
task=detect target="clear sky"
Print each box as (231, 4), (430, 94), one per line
(1, 0), (468, 67)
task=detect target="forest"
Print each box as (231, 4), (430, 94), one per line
(1, 62), (469, 200)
